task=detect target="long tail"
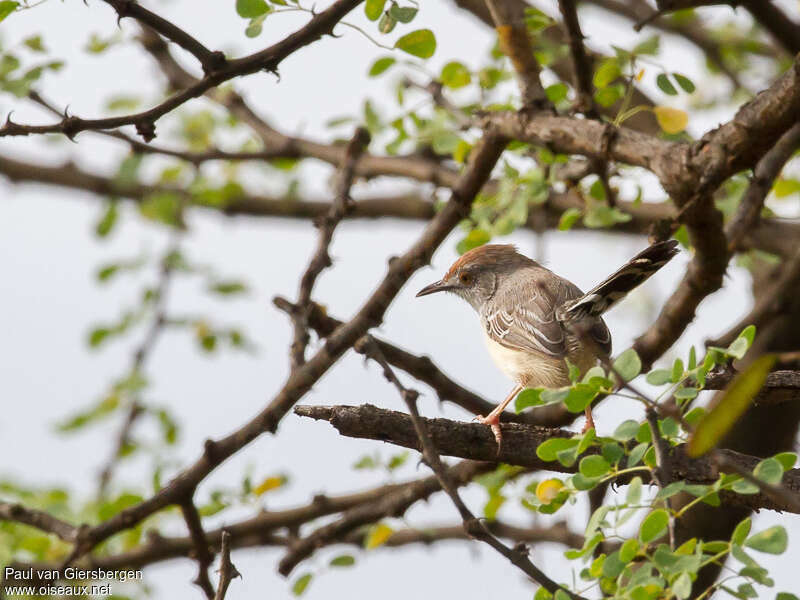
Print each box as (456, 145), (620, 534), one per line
(557, 240), (679, 321)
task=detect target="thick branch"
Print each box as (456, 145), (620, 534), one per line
(295, 404), (800, 514)
(726, 123), (800, 250)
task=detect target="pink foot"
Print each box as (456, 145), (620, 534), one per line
(476, 413), (503, 456)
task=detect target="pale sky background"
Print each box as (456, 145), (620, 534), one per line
(0, 0), (798, 598)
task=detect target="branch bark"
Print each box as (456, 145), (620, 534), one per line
(295, 403), (800, 514)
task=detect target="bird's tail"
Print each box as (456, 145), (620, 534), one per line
(557, 240), (680, 322)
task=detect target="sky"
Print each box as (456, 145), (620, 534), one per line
(0, 0), (798, 598)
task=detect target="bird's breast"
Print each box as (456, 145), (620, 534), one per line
(482, 330), (571, 388)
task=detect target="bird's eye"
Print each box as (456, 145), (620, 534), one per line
(459, 272), (473, 285)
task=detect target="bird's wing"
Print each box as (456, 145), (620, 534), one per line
(482, 269), (570, 357)
(482, 268), (611, 358)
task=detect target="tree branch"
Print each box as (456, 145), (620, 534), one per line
(484, 0), (551, 110)
(0, 0), (363, 140)
(213, 531), (240, 600)
(277, 460), (488, 576)
(0, 503), (78, 543)
(180, 499), (215, 599)
(356, 337), (586, 599)
(100, 0), (226, 74)
(295, 404), (800, 514)
(289, 126), (370, 369)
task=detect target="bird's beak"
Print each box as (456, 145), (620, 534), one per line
(416, 279), (451, 297)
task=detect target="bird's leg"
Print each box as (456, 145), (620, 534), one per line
(582, 405), (596, 433)
(477, 383), (523, 455)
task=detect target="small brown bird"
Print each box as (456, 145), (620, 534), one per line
(417, 240), (678, 447)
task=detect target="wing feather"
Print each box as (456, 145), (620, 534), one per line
(481, 267), (611, 357)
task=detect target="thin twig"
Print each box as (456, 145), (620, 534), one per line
(180, 499), (215, 599)
(289, 126), (370, 369)
(213, 531), (240, 600)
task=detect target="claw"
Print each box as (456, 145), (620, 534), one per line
(476, 414), (503, 457)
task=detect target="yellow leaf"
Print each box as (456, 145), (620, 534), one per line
(536, 478), (564, 503)
(364, 522), (393, 549)
(253, 475), (286, 495)
(653, 106), (688, 134)
(687, 354), (776, 457)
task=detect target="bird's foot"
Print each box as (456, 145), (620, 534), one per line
(581, 407), (596, 434)
(476, 413), (502, 456)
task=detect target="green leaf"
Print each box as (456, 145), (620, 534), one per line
(558, 207), (582, 231)
(632, 35), (659, 55)
(656, 73), (678, 95)
(0, 1), (18, 22)
(619, 538), (639, 563)
(672, 73), (695, 93)
(602, 550), (625, 578)
(579, 455), (610, 478)
(388, 4), (417, 22)
(727, 326), (755, 359)
(140, 192), (182, 227)
(583, 204), (632, 228)
(365, 0), (386, 20)
(441, 61), (471, 89)
(594, 83), (624, 107)
(671, 357), (684, 382)
(773, 452), (797, 471)
(745, 525), (787, 554)
(378, 12), (396, 33)
(593, 58), (621, 88)
(394, 29), (436, 58)
(329, 554), (356, 567)
(236, 0), (269, 18)
(613, 348), (641, 382)
(639, 509), (669, 543)
(673, 572), (692, 599)
(209, 281), (248, 295)
(515, 388), (544, 412)
(613, 420), (640, 442)
(688, 354), (776, 457)
(456, 228), (490, 254)
(655, 481), (686, 500)
(23, 35), (45, 52)
(627, 442), (648, 467)
(292, 573), (313, 596)
(545, 82), (568, 104)
(95, 202), (118, 238)
(626, 477), (642, 505)
(88, 328), (111, 348)
(754, 457), (783, 485)
(564, 384), (597, 412)
(536, 437), (577, 462)
(732, 517), (752, 546)
(246, 14), (267, 37)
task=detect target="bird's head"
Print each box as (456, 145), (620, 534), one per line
(416, 244), (534, 311)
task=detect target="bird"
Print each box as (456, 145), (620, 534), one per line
(416, 239), (679, 449)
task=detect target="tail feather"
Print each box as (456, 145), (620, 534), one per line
(558, 240), (679, 321)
